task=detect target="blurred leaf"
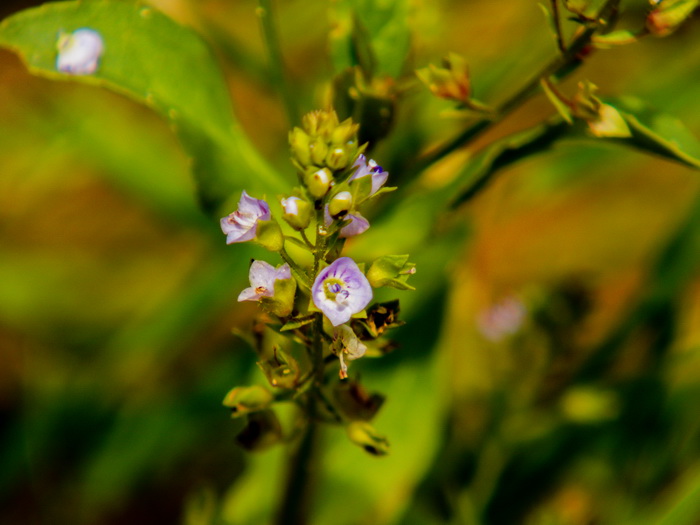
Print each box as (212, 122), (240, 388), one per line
(450, 119), (570, 208)
(329, 0), (411, 78)
(0, 1), (285, 213)
(450, 99), (700, 208)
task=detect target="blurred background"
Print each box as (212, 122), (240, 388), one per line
(2, 0), (700, 524)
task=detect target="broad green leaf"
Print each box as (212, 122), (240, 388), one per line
(449, 99), (700, 208)
(0, 0), (285, 213)
(329, 0), (411, 78)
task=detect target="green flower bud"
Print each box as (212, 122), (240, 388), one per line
(329, 191), (353, 218)
(254, 219), (284, 252)
(647, 0), (699, 37)
(280, 196), (313, 230)
(331, 118), (359, 146)
(346, 421), (390, 456)
(326, 146), (352, 171)
(289, 127), (311, 168)
(570, 81), (631, 138)
(309, 137), (329, 166)
(302, 109), (340, 139)
(304, 167), (333, 198)
(367, 255), (416, 290)
(222, 385), (274, 417)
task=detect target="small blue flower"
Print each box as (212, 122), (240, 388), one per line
(349, 154), (389, 196)
(220, 191), (271, 244)
(324, 206), (370, 238)
(312, 257), (372, 326)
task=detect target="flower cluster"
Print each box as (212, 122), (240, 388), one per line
(218, 109), (414, 454)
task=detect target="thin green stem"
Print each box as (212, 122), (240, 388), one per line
(300, 229), (315, 250)
(280, 246), (312, 287)
(275, 210), (331, 525)
(257, 0), (298, 125)
(549, 0), (567, 53)
(412, 0), (621, 176)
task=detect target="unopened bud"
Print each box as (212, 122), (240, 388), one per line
(309, 137), (329, 166)
(304, 168), (333, 198)
(302, 109), (340, 139)
(289, 127), (311, 168)
(329, 191), (353, 218)
(222, 385), (274, 417)
(326, 146), (352, 171)
(416, 52), (471, 103)
(280, 195), (312, 230)
(367, 255), (416, 291)
(331, 119), (359, 146)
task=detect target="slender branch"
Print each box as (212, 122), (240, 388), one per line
(257, 0), (298, 125)
(411, 0), (622, 176)
(300, 229), (315, 250)
(275, 209), (331, 525)
(280, 246), (312, 287)
(549, 0), (567, 53)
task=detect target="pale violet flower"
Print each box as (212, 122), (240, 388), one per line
(238, 261), (291, 302)
(350, 154), (389, 195)
(324, 206), (370, 238)
(220, 191), (271, 244)
(476, 296), (526, 342)
(312, 257), (372, 326)
(56, 28), (104, 75)
(332, 324), (367, 379)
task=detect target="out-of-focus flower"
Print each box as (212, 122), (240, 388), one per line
(238, 261), (291, 302)
(324, 206), (370, 238)
(416, 52), (471, 103)
(331, 325), (367, 379)
(220, 191), (271, 244)
(312, 257), (372, 326)
(349, 154), (389, 196)
(56, 28), (104, 75)
(572, 81), (631, 138)
(477, 296), (527, 342)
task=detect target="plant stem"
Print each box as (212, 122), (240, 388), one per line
(257, 0), (298, 125)
(549, 0), (567, 53)
(300, 229), (315, 250)
(274, 414), (318, 525)
(412, 0), (621, 176)
(280, 246), (312, 287)
(275, 212), (329, 525)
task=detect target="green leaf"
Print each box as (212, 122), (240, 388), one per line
(280, 316), (315, 332)
(450, 99), (700, 208)
(541, 78), (574, 124)
(585, 98), (700, 169)
(0, 0), (285, 213)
